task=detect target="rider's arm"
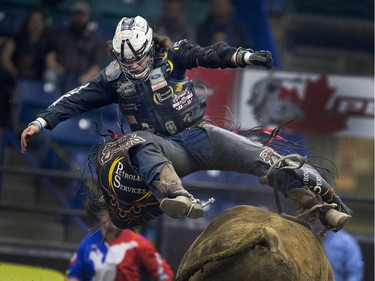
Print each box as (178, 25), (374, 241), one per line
(171, 40), (272, 71)
(171, 40), (237, 70)
(36, 70), (117, 130)
(21, 68), (118, 153)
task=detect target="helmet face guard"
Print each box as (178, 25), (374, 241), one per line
(112, 16), (154, 82)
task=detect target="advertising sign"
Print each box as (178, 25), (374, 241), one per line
(237, 70), (374, 138)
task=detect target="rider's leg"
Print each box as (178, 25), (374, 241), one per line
(129, 141), (203, 219)
(153, 163), (203, 219)
(263, 154), (352, 232)
(198, 124), (352, 231)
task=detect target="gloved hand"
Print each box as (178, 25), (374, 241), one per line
(319, 185), (352, 215)
(247, 50), (273, 70)
(235, 47), (273, 70)
(330, 194), (353, 215)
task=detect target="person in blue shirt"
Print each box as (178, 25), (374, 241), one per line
(322, 230), (364, 281)
(313, 219), (364, 281)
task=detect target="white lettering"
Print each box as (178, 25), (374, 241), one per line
(116, 161), (124, 174)
(52, 83), (89, 106)
(365, 101), (374, 116)
(337, 99), (363, 114)
(116, 184), (147, 194)
(123, 173), (142, 181)
(313, 185), (322, 194)
(303, 169), (309, 184)
(114, 174), (121, 188)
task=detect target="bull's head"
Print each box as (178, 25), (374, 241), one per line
(176, 205), (334, 281)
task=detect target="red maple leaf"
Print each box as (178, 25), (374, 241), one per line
(287, 75), (347, 133)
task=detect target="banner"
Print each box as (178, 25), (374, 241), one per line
(237, 70), (374, 138)
(187, 68), (238, 128)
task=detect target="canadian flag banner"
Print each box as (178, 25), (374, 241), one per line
(237, 70), (374, 138)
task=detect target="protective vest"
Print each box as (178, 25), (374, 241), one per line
(96, 133), (161, 229)
(113, 54), (206, 136)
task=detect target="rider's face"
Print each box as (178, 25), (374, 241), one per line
(123, 53), (151, 74)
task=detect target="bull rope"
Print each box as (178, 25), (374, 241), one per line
(260, 154), (316, 230)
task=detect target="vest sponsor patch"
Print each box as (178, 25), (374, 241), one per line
(183, 112), (193, 123)
(173, 88), (193, 110)
(149, 67), (167, 91)
(99, 133), (146, 165)
(153, 86), (174, 105)
(116, 81), (135, 97)
(165, 120), (177, 135)
(108, 157), (146, 196)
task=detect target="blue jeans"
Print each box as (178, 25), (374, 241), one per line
(129, 124), (288, 196)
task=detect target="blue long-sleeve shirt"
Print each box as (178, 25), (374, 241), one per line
(323, 230), (364, 281)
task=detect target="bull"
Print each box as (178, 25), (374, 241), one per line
(176, 205), (334, 281)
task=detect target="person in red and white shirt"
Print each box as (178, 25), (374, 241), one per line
(67, 206), (173, 281)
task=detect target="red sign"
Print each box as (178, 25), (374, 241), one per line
(187, 68), (238, 128)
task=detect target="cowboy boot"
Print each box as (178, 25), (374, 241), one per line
(287, 188), (351, 232)
(159, 189), (204, 219)
(152, 163), (203, 219)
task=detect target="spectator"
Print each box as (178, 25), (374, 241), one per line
(314, 221), (364, 281)
(0, 9), (52, 128)
(0, 36), (13, 129)
(67, 203), (174, 281)
(196, 0), (253, 47)
(46, 1), (106, 93)
(322, 230), (364, 281)
(152, 0), (195, 42)
(1, 9), (52, 81)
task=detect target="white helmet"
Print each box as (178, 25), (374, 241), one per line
(112, 16), (154, 81)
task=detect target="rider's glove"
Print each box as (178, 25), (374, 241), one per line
(329, 193), (353, 215)
(319, 185), (352, 215)
(235, 47), (273, 70)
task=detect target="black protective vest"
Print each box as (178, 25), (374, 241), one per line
(96, 133), (162, 229)
(115, 56), (206, 136)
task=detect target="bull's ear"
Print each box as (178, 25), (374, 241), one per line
(251, 226), (281, 253)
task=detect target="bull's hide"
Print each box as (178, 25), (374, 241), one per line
(176, 205), (334, 281)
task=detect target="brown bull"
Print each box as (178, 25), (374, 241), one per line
(176, 205), (334, 281)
